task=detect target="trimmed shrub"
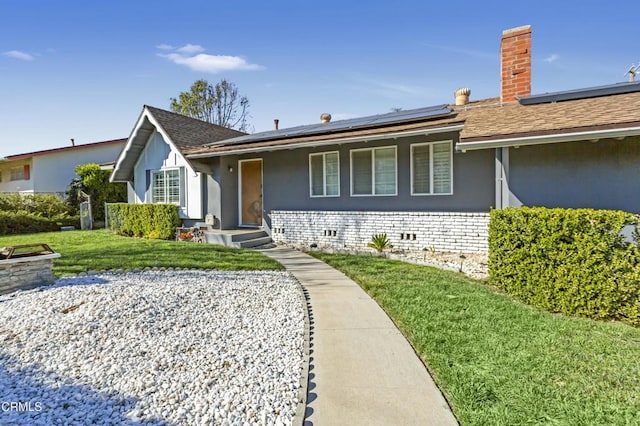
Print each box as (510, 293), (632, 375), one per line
(0, 211), (80, 235)
(0, 193), (70, 217)
(107, 203), (180, 240)
(489, 207), (640, 326)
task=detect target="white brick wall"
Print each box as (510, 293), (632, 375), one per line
(270, 210), (489, 253)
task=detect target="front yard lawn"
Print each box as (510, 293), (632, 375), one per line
(0, 230), (282, 276)
(311, 252), (640, 426)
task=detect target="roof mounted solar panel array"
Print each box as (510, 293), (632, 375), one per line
(205, 104), (453, 147)
(519, 81), (640, 105)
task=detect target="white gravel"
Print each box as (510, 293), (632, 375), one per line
(0, 270), (305, 425)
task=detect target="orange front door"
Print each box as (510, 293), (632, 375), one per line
(240, 159), (262, 226)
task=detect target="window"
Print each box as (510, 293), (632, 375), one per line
(10, 165), (29, 181)
(350, 146), (397, 196)
(309, 151), (340, 197)
(152, 169), (181, 204)
(411, 141), (453, 195)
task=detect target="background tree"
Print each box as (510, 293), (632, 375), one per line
(66, 163), (127, 223)
(170, 79), (251, 131)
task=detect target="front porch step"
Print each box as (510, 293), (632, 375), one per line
(203, 230), (272, 248)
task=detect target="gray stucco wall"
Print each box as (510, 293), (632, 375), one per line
(508, 137), (640, 213)
(206, 131), (495, 229)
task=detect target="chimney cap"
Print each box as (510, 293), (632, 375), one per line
(320, 113), (332, 124)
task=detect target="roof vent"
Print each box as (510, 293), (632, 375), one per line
(320, 113), (332, 124)
(454, 88), (471, 106)
(274, 119), (279, 130)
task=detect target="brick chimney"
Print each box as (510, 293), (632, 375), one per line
(500, 25), (532, 103)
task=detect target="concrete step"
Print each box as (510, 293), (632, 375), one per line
(236, 236), (273, 249)
(203, 230), (270, 248)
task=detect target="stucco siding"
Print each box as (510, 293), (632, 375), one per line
(508, 137), (640, 213)
(211, 132), (494, 229)
(31, 143), (124, 193)
(0, 160), (34, 193)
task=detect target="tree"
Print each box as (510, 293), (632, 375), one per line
(170, 79), (251, 131)
(66, 164), (127, 223)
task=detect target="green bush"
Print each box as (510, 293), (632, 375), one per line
(66, 163), (128, 222)
(0, 211), (80, 235)
(0, 193), (70, 217)
(489, 207), (640, 326)
(107, 203), (180, 240)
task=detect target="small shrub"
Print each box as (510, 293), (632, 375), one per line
(368, 233), (391, 253)
(107, 203), (180, 240)
(0, 211), (80, 235)
(489, 207), (640, 326)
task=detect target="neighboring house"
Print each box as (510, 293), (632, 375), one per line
(111, 25), (640, 253)
(0, 138), (127, 195)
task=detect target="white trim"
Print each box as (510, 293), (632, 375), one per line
(456, 126), (640, 151)
(309, 151), (341, 198)
(111, 106), (197, 182)
(410, 140), (454, 196)
(151, 168), (181, 205)
(350, 145), (398, 197)
(188, 124), (465, 159)
(238, 158), (263, 228)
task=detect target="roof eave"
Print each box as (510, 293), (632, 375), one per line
(187, 124), (465, 159)
(457, 126), (640, 151)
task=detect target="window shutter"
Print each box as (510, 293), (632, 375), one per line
(145, 170), (151, 203)
(352, 150), (372, 195)
(179, 167), (186, 208)
(23, 165), (30, 180)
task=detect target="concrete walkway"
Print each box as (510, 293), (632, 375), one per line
(262, 247), (458, 426)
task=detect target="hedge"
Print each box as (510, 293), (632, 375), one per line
(107, 203), (180, 240)
(489, 207), (640, 326)
(0, 211), (80, 235)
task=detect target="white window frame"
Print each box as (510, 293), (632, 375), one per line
(10, 166), (25, 182)
(410, 140), (454, 196)
(309, 151), (340, 198)
(151, 168), (181, 205)
(350, 146), (398, 197)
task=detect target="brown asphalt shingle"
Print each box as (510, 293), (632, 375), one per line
(457, 92), (640, 142)
(145, 106), (245, 150)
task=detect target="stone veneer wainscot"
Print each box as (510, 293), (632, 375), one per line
(270, 210), (489, 253)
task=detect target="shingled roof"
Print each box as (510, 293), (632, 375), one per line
(144, 106), (245, 151)
(111, 106), (245, 182)
(457, 91), (640, 144)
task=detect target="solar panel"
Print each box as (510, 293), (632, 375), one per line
(519, 81), (640, 105)
(206, 104), (453, 147)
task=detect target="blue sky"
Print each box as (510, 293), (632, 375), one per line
(1, 1), (637, 157)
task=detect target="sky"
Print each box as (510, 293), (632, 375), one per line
(1, 0), (638, 157)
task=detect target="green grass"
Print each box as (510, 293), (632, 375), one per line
(311, 252), (640, 426)
(0, 230), (282, 276)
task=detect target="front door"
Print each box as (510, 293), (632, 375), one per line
(239, 159), (262, 226)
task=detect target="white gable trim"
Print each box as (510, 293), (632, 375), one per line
(110, 106), (195, 182)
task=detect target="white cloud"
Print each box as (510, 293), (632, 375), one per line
(544, 53), (560, 63)
(3, 50), (34, 61)
(176, 44), (205, 54)
(157, 44), (264, 73)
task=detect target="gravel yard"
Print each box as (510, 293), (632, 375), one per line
(0, 270), (305, 425)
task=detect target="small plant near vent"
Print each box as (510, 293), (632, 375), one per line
(368, 233), (391, 253)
